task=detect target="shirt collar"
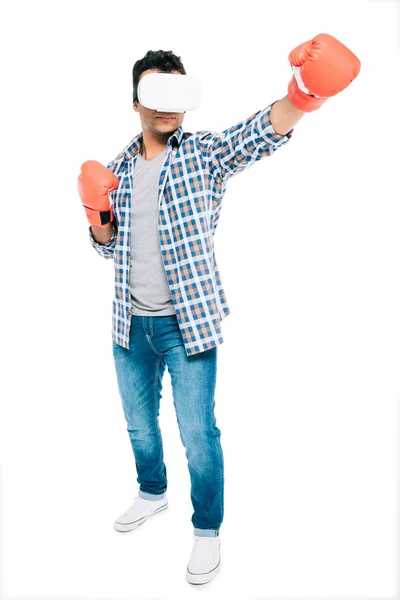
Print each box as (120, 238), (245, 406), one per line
(122, 125), (185, 161)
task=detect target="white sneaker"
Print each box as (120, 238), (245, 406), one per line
(186, 535), (221, 585)
(114, 495), (168, 532)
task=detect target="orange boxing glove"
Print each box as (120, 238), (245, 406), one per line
(78, 160), (120, 228)
(287, 33), (361, 112)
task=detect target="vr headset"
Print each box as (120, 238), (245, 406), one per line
(135, 72), (202, 113)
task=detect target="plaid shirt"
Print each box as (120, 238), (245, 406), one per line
(89, 102), (293, 356)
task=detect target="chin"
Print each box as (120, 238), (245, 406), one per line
(158, 124), (178, 132)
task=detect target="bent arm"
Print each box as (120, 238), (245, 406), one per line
(89, 220), (118, 260)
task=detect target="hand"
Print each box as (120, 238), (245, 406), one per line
(287, 33), (361, 112)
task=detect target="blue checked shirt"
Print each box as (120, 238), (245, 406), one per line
(89, 102), (293, 356)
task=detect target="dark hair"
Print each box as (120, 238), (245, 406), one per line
(132, 49), (186, 103)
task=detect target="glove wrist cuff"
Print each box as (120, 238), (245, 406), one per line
(83, 205), (114, 228)
(287, 76), (327, 112)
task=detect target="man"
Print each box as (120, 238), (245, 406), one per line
(78, 38), (360, 585)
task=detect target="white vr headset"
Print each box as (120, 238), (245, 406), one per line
(137, 72), (202, 113)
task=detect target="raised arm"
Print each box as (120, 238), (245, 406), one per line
(199, 33), (360, 185)
(198, 102), (294, 185)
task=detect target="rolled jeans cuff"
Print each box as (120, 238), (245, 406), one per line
(138, 490), (166, 501)
(194, 528), (220, 537)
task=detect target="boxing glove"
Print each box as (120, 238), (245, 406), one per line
(78, 161), (120, 228)
(287, 33), (361, 112)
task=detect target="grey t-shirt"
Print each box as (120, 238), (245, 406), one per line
(129, 149), (176, 316)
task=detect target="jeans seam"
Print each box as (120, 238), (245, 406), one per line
(211, 405), (224, 530)
(145, 318), (163, 356)
(216, 433), (224, 529)
(153, 352), (167, 493)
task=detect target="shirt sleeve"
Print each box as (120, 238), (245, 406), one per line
(198, 101), (293, 184)
(88, 219), (118, 260)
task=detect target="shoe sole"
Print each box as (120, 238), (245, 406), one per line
(186, 558), (221, 585)
(114, 502), (168, 532)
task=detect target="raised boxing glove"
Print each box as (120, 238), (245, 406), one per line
(78, 161), (120, 228)
(288, 33), (361, 112)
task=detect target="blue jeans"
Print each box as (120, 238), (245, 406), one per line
(112, 314), (224, 537)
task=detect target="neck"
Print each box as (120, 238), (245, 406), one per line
(140, 129), (172, 160)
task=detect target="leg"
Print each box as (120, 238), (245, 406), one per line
(163, 344), (224, 536)
(112, 315), (168, 498)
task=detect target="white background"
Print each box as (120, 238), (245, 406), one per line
(1, 0), (399, 599)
